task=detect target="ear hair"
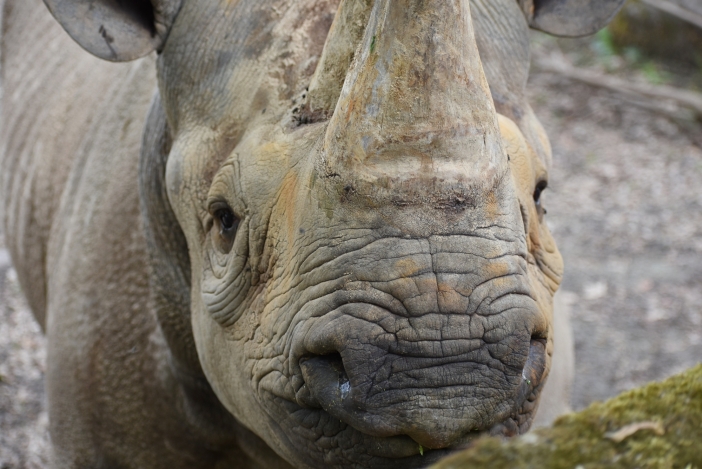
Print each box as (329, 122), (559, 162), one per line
(517, 0), (626, 37)
(43, 0), (182, 61)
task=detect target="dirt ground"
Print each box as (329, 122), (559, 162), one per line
(529, 31), (702, 407)
(1, 31), (701, 469)
(0, 237), (50, 467)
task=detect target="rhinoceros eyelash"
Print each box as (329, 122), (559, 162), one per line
(207, 198), (230, 215)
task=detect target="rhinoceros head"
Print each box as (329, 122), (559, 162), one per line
(44, 0), (623, 467)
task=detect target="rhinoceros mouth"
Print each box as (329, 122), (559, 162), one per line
(270, 375), (545, 468)
(265, 403), (483, 466)
(269, 293), (548, 467)
(294, 335), (547, 443)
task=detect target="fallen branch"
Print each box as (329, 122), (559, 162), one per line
(605, 421), (665, 443)
(640, 0), (702, 30)
(536, 55), (702, 118)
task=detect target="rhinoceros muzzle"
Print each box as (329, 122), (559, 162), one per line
(296, 317), (547, 449)
(281, 235), (548, 454)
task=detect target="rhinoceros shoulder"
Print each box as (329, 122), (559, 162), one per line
(0, 0), (154, 327)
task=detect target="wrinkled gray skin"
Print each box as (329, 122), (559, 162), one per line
(0, 0), (620, 467)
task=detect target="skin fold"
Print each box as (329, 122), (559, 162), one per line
(0, 0), (619, 467)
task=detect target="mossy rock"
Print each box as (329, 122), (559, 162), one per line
(431, 364), (702, 469)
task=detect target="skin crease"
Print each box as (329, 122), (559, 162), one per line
(0, 0), (635, 466)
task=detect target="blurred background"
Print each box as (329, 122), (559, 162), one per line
(1, 0), (702, 466)
(530, 0), (702, 408)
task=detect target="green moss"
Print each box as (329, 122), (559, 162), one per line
(431, 364), (702, 469)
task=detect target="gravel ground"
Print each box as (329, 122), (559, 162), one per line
(1, 35), (701, 468)
(0, 236), (50, 468)
(529, 34), (702, 408)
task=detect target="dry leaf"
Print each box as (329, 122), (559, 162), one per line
(605, 421), (665, 443)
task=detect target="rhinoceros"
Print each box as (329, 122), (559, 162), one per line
(0, 0), (623, 467)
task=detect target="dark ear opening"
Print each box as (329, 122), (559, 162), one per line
(519, 0), (626, 37)
(43, 0), (181, 61)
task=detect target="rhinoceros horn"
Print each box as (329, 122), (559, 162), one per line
(43, 0), (182, 61)
(322, 0), (506, 191)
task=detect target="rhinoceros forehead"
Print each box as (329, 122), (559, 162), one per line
(156, 0), (535, 137)
(158, 0), (339, 134)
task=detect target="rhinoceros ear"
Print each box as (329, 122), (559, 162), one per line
(42, 0), (182, 61)
(518, 0), (626, 37)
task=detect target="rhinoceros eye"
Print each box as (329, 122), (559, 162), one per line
(217, 207), (238, 232)
(533, 180), (548, 218)
(210, 203), (240, 253)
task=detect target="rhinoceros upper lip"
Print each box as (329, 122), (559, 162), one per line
(284, 404), (486, 463)
(277, 341), (545, 467)
(360, 431), (486, 461)
(295, 334), (547, 449)
(275, 403), (515, 464)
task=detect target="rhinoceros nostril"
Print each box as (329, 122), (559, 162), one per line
(340, 376), (351, 400)
(520, 336), (548, 396)
(299, 353), (350, 408)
